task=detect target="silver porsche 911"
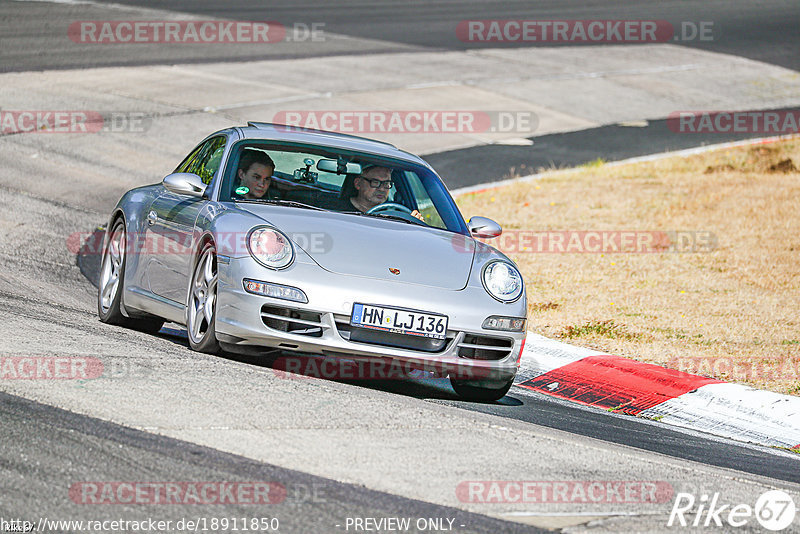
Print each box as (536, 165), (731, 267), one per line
(98, 122), (527, 400)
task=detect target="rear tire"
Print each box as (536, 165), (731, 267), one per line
(450, 377), (514, 402)
(97, 218), (164, 334)
(186, 242), (221, 354)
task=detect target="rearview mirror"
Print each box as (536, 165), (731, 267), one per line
(317, 159), (362, 175)
(467, 216), (502, 238)
(162, 173), (207, 198)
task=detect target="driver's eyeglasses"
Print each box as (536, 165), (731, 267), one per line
(365, 178), (394, 189)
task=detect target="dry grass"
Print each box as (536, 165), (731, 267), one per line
(456, 139), (800, 395)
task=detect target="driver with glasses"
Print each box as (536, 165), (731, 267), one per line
(339, 165), (424, 221)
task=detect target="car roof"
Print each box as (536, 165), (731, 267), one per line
(231, 122), (432, 168)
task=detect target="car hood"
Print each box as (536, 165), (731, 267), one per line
(237, 205), (474, 290)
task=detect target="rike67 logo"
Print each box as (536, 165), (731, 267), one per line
(668, 490), (796, 531)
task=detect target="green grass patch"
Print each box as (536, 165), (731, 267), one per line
(559, 319), (640, 341)
(582, 157), (606, 168)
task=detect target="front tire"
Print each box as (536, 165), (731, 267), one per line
(450, 376), (514, 402)
(97, 218), (163, 334)
(187, 242), (221, 354)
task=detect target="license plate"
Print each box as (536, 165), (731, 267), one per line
(351, 303), (448, 340)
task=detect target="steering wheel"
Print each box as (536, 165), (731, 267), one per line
(366, 202), (427, 225)
(366, 202), (413, 215)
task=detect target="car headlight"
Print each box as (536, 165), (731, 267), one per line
(482, 261), (523, 302)
(247, 227), (294, 269)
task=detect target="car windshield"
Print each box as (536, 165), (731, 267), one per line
(220, 142), (469, 233)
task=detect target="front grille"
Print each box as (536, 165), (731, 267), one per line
(457, 334), (514, 361)
(335, 318), (451, 353)
(261, 305), (324, 337)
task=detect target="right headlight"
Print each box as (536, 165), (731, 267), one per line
(481, 261), (523, 302)
(247, 226), (294, 270)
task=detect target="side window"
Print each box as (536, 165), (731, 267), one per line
(186, 136), (227, 185)
(175, 144), (204, 173)
(404, 171), (445, 229)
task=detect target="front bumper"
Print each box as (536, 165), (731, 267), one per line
(215, 255), (526, 385)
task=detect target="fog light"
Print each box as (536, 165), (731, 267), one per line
(482, 316), (526, 332)
(243, 279), (307, 303)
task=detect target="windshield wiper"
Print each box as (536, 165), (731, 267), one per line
(235, 199), (329, 211)
(363, 212), (418, 225)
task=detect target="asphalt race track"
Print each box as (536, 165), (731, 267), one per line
(3, 0), (799, 71)
(1, 1), (799, 533)
(425, 110), (800, 189)
(0, 391), (537, 534)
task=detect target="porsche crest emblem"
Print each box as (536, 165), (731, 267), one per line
(389, 268), (400, 275)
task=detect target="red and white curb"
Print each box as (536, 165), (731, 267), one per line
(514, 333), (800, 451)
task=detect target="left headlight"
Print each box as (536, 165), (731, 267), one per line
(482, 261), (524, 302)
(247, 226), (294, 270)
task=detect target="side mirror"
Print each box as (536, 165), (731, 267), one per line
(162, 173), (207, 198)
(467, 216), (502, 238)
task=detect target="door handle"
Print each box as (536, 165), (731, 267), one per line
(147, 210), (158, 225)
